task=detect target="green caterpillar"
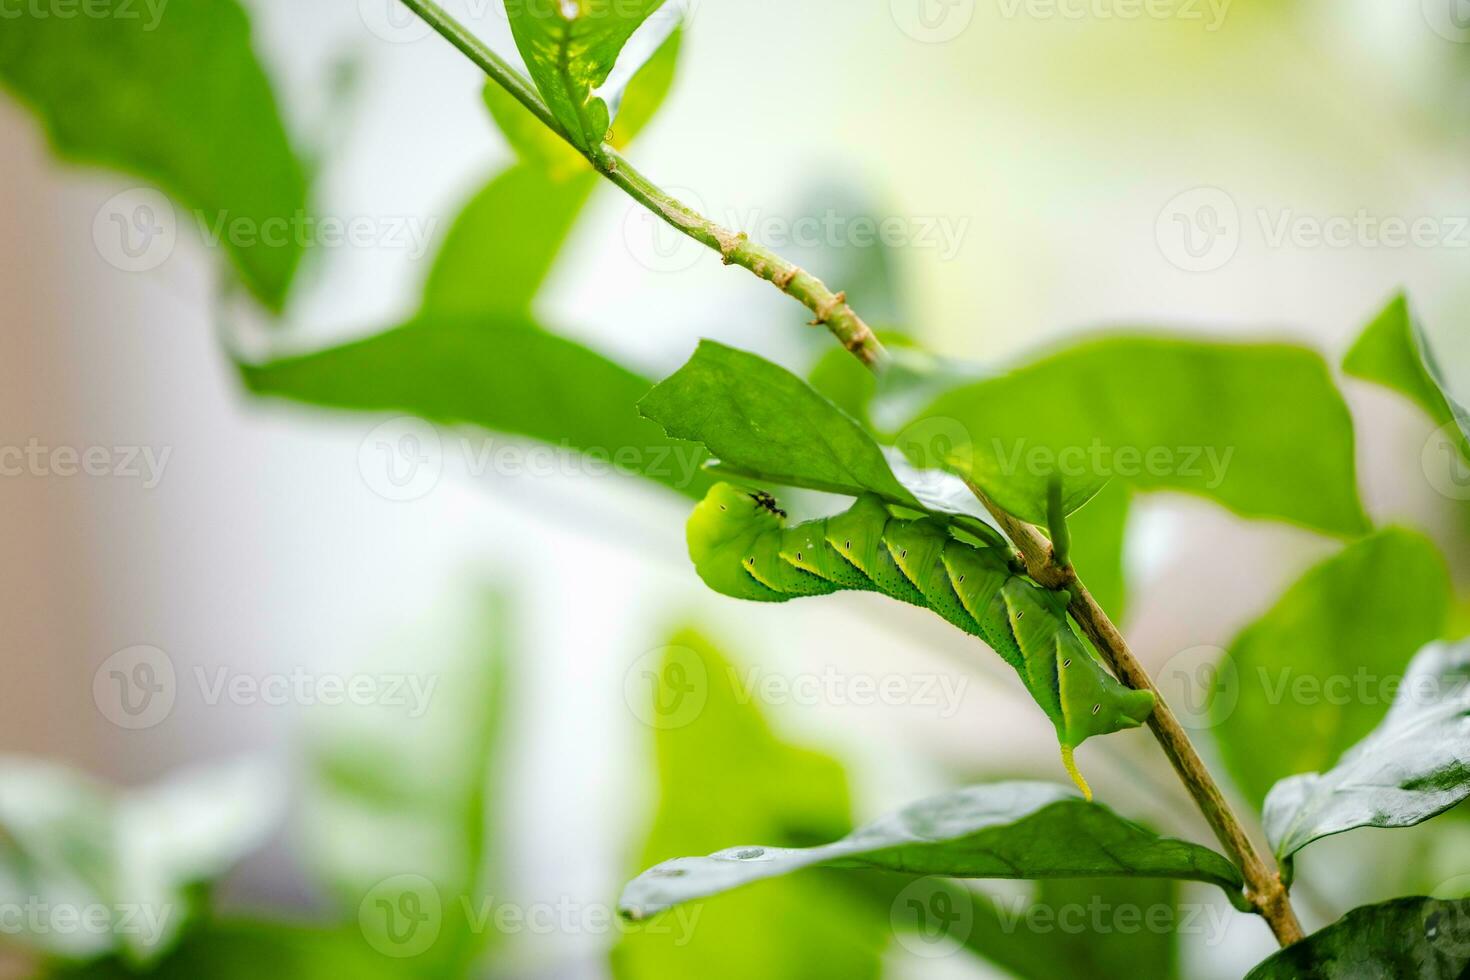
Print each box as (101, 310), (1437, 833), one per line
(687, 482), (1156, 796)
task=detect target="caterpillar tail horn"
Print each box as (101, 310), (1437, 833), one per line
(1060, 745), (1093, 802)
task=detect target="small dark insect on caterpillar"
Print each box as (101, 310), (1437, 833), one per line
(687, 483), (1156, 797)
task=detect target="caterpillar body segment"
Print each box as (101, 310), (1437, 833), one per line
(780, 522), (869, 590)
(743, 526), (837, 597)
(687, 483), (1156, 792)
(941, 542), (1023, 670)
(825, 496), (928, 607)
(886, 519), (979, 636)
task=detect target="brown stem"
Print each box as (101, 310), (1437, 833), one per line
(971, 484), (1304, 945)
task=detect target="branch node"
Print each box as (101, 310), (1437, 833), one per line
(716, 230), (747, 265)
(811, 290), (847, 325)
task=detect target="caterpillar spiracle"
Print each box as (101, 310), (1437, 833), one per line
(687, 483), (1156, 798)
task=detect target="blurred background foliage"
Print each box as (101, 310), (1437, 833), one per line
(1, 0), (1469, 977)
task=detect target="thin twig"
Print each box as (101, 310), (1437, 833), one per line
(598, 149), (886, 368)
(397, 0), (889, 369)
(398, 0), (558, 131)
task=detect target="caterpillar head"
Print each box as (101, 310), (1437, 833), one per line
(687, 483), (786, 602)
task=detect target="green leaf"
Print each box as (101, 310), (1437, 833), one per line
(643, 342), (1006, 547)
(905, 336), (1369, 534)
(480, 25), (679, 170)
(438, 27), (679, 319)
(52, 921), (401, 980)
(808, 335), (984, 437)
(802, 341), (1017, 551)
(0, 0), (308, 311)
(807, 343), (879, 429)
(1454, 601), (1470, 642)
(238, 315), (711, 498)
(605, 26), (681, 149)
(1245, 897), (1470, 979)
(481, 80), (588, 174)
(854, 874), (1180, 979)
(1421, 340), (1470, 452)
(0, 757), (280, 964)
(876, 446), (1006, 546)
(1344, 293), (1469, 445)
(301, 594), (513, 973)
(611, 629), (884, 980)
(1213, 529), (1451, 808)
(618, 781), (1246, 920)
(504, 0), (671, 151)
(1065, 479), (1130, 623)
(811, 340), (1136, 600)
(640, 341), (920, 506)
(1029, 877), (1179, 979)
(1263, 639), (1470, 865)
(420, 166), (596, 318)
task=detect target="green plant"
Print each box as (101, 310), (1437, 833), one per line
(386, 0), (1470, 964)
(4, 0), (1470, 976)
